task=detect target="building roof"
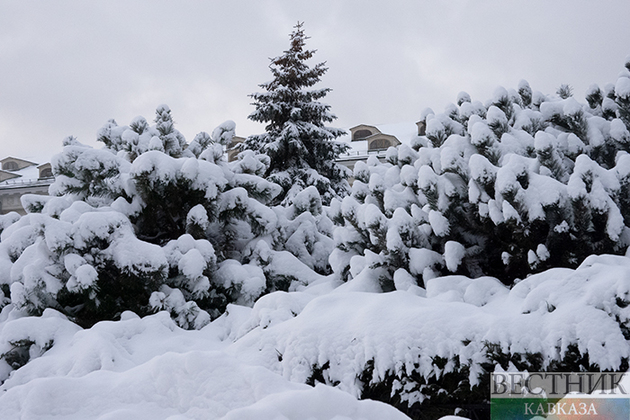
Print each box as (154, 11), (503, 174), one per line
(0, 158), (49, 188)
(0, 156), (37, 167)
(338, 122), (419, 156)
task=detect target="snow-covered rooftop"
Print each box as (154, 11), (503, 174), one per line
(0, 159), (51, 188)
(338, 122), (419, 156)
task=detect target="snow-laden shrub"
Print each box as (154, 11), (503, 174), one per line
(0, 203), (168, 326)
(333, 63), (630, 288)
(229, 254), (630, 417)
(0, 213), (20, 238)
(0, 308), (81, 382)
(0, 105), (336, 329)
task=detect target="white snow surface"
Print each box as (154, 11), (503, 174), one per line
(0, 309), (409, 420)
(1, 254), (630, 419)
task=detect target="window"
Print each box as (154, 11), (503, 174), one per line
(369, 138), (391, 150)
(353, 129), (373, 141)
(3, 161), (18, 171)
(40, 168), (53, 178)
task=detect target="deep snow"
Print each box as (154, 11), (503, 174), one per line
(1, 253), (630, 419)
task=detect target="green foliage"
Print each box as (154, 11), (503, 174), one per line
(557, 83), (573, 99)
(243, 22), (350, 205)
(1, 105), (284, 329)
(334, 60), (630, 289)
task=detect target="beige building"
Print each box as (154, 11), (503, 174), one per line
(227, 136), (245, 162)
(337, 123), (421, 174)
(0, 157), (54, 215)
(349, 124), (402, 149)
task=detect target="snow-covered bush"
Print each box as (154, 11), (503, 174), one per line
(229, 254), (630, 417)
(333, 62), (630, 288)
(4, 207), (169, 327)
(0, 105), (335, 330)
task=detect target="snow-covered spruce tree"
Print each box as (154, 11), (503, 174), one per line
(243, 22), (350, 206)
(331, 59), (630, 291)
(0, 106), (289, 329)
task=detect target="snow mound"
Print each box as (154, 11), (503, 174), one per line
(0, 310), (412, 420)
(229, 255), (630, 402)
(218, 383), (410, 420)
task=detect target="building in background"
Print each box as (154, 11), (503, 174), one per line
(0, 157), (54, 215)
(227, 136), (245, 162)
(336, 123), (421, 175)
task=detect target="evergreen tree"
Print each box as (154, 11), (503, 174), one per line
(243, 22), (350, 206)
(615, 57), (630, 130)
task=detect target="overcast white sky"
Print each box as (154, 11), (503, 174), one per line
(1, 0), (630, 162)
